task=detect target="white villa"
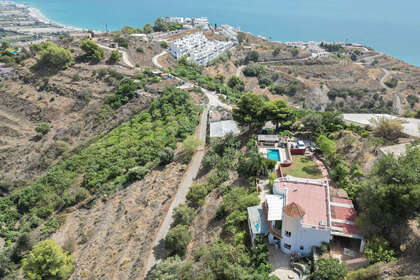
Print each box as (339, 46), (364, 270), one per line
(248, 176), (365, 257)
(169, 32), (236, 65)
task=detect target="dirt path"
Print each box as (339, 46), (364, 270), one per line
(97, 43), (135, 68)
(142, 105), (208, 278)
(380, 68), (391, 89)
(236, 65), (245, 77)
(152, 51), (167, 69)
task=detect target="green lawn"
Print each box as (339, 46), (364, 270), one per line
(282, 155), (323, 179)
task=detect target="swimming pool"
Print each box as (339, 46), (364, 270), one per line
(267, 149), (281, 162)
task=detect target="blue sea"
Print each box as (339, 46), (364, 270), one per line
(12, 0), (420, 66)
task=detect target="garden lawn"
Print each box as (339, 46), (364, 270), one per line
(282, 155), (323, 179)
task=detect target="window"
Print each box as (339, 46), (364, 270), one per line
(284, 243), (291, 250)
(285, 231), (291, 237)
(300, 246), (304, 251)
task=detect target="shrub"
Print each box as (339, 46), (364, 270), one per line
(273, 47), (281, 56)
(136, 46), (144, 53)
(79, 39), (104, 63)
(347, 264), (382, 280)
(364, 237), (396, 264)
(258, 76), (272, 88)
(371, 116), (403, 143)
(22, 240), (75, 280)
(160, 41), (168, 49)
(181, 136), (201, 158)
(320, 241), (330, 254)
(245, 51), (259, 63)
(203, 152), (220, 171)
(227, 76), (245, 91)
(159, 147), (174, 165)
(268, 172), (276, 187)
(207, 168), (229, 186)
(384, 78), (398, 89)
(108, 50), (121, 64)
(311, 258), (346, 280)
(243, 64), (266, 77)
(72, 73), (81, 81)
(165, 225), (192, 256)
(173, 204), (195, 226)
(147, 256), (196, 279)
(35, 123), (50, 137)
(127, 166), (149, 181)
(113, 36), (129, 48)
(186, 183), (209, 208)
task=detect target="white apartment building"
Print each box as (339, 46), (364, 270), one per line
(163, 17), (184, 24)
(169, 32), (236, 65)
(220, 24), (239, 41)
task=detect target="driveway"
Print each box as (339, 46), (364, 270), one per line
(269, 245), (300, 280)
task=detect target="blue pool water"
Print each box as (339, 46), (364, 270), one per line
(10, 0), (420, 66)
(267, 149), (280, 162)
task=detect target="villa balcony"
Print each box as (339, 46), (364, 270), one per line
(262, 201), (283, 239)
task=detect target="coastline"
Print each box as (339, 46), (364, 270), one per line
(1, 0), (84, 32)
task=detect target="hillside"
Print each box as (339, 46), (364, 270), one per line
(0, 23), (419, 280)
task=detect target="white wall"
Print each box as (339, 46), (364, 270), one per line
(281, 225), (331, 255)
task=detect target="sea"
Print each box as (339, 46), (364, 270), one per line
(11, 0), (420, 67)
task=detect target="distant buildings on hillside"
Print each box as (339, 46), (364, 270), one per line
(169, 32), (236, 65)
(163, 17), (210, 30)
(285, 41), (333, 58)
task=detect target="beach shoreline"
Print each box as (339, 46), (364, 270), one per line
(0, 0), (85, 33)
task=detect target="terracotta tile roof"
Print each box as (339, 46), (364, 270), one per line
(283, 202), (306, 218)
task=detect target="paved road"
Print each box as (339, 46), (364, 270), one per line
(96, 42), (135, 68)
(151, 50), (232, 112)
(202, 88), (232, 111)
(142, 105), (209, 278)
(152, 51), (167, 68)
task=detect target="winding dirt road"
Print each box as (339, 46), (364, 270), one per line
(96, 42), (135, 68)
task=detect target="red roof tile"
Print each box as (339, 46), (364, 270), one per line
(283, 202), (306, 218)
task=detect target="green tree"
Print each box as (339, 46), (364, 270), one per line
(233, 92), (266, 130)
(143, 23), (154, 34)
(165, 225), (192, 256)
(173, 204), (196, 226)
(227, 76), (245, 91)
(263, 99), (295, 132)
(79, 39), (104, 63)
(317, 135), (336, 158)
(302, 113), (323, 135)
(311, 258), (347, 280)
(38, 43), (73, 69)
(108, 50), (121, 64)
(21, 240), (75, 280)
(357, 148), (420, 238)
